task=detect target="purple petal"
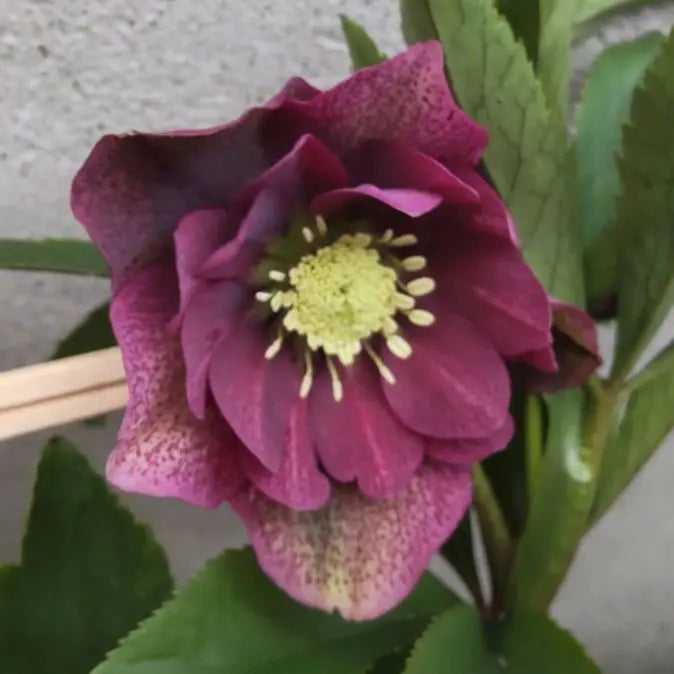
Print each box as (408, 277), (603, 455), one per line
(426, 415), (514, 464)
(239, 397), (330, 510)
(308, 42), (487, 164)
(429, 233), (553, 358)
(267, 76), (321, 106)
(383, 312), (510, 439)
(346, 140), (479, 203)
(108, 262), (244, 507)
(312, 185), (443, 219)
(231, 462), (471, 620)
(310, 361), (424, 499)
(180, 281), (250, 419)
(209, 319), (300, 473)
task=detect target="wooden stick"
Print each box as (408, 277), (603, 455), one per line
(0, 348), (128, 442)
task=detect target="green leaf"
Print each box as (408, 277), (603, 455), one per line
(340, 15), (385, 71)
(400, 0), (438, 44)
(577, 32), (664, 303)
(94, 548), (458, 674)
(612, 30), (674, 381)
(0, 438), (173, 674)
(428, 0), (583, 304)
(53, 302), (115, 359)
(495, 0), (539, 64)
(510, 390), (596, 611)
(404, 605), (599, 673)
(592, 347), (674, 521)
(577, 0), (670, 26)
(0, 238), (108, 276)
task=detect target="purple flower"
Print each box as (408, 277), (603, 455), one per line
(72, 43), (596, 619)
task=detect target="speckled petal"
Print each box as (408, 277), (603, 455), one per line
(310, 361), (424, 499)
(209, 318), (301, 473)
(239, 396), (330, 510)
(308, 42), (487, 164)
(180, 280), (250, 419)
(426, 415), (514, 464)
(383, 311), (510, 439)
(108, 262), (244, 507)
(231, 463), (471, 620)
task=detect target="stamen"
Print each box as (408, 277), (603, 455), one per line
(265, 334), (283, 360)
(268, 270), (286, 282)
(387, 334), (412, 359)
(255, 291), (272, 303)
(327, 358), (344, 402)
(401, 255), (427, 272)
(316, 215), (328, 236)
(406, 277), (436, 297)
(352, 232), (372, 248)
(380, 228), (394, 243)
(394, 292), (416, 310)
(299, 351), (314, 398)
(383, 316), (398, 336)
(390, 234), (418, 247)
(270, 292), (285, 312)
(302, 227), (315, 243)
(364, 343), (396, 385)
(408, 309), (436, 326)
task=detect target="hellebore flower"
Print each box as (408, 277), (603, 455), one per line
(72, 42), (597, 620)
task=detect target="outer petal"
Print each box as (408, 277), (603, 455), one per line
(239, 396), (330, 511)
(180, 281), (249, 419)
(209, 318), (300, 473)
(310, 361), (424, 499)
(71, 109), (273, 288)
(231, 463), (471, 620)
(521, 300), (601, 393)
(308, 42), (487, 164)
(312, 186), (443, 219)
(108, 262), (244, 507)
(428, 233), (553, 358)
(383, 312), (510, 439)
(426, 415), (514, 464)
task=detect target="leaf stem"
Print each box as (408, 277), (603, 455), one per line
(525, 395), (544, 504)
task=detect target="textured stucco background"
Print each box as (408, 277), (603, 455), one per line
(1, 2), (674, 672)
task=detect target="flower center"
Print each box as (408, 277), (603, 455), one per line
(255, 216), (436, 401)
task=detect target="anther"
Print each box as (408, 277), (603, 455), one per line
(270, 292), (285, 312)
(401, 256), (427, 272)
(327, 358), (344, 402)
(268, 270), (286, 282)
(394, 292), (416, 310)
(255, 291), (272, 303)
(302, 227), (315, 243)
(299, 351), (314, 398)
(387, 335), (412, 359)
(383, 316), (399, 336)
(390, 234), (418, 247)
(408, 309), (436, 326)
(406, 277), (436, 297)
(380, 229), (394, 243)
(265, 334), (283, 360)
(316, 215), (328, 236)
(364, 343), (396, 385)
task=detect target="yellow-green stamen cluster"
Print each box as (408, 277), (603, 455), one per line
(256, 216), (436, 401)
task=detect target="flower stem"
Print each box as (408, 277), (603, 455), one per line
(472, 463), (513, 615)
(525, 394), (544, 504)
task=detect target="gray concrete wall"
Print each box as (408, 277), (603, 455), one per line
(1, 2), (673, 672)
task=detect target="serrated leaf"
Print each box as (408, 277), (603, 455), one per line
(0, 438), (173, 674)
(0, 238), (108, 276)
(428, 0), (583, 304)
(592, 348), (674, 521)
(404, 604), (599, 673)
(510, 390), (596, 611)
(94, 547), (458, 674)
(340, 15), (385, 71)
(495, 0), (539, 64)
(400, 0), (438, 44)
(53, 302), (115, 359)
(577, 32), (664, 303)
(612, 30), (674, 380)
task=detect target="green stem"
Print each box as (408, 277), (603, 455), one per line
(525, 395), (544, 504)
(472, 464), (513, 614)
(623, 341), (674, 394)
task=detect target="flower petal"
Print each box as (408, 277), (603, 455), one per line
(209, 318), (300, 473)
(268, 76), (321, 106)
(180, 281), (250, 419)
(71, 109), (273, 288)
(308, 42), (487, 164)
(312, 185), (443, 218)
(383, 312), (510, 439)
(346, 140), (480, 203)
(426, 415), (514, 464)
(239, 396), (330, 510)
(310, 361), (424, 499)
(429, 233), (553, 358)
(108, 262), (244, 507)
(231, 462), (471, 620)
